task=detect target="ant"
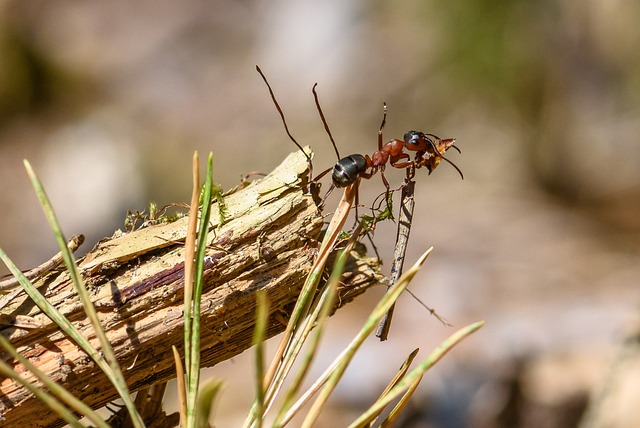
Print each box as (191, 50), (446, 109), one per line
(256, 66), (464, 340)
(255, 65), (462, 216)
(314, 97), (463, 217)
(328, 116), (464, 192)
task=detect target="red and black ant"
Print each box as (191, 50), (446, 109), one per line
(311, 93), (463, 217)
(256, 66), (460, 339)
(328, 116), (464, 192)
(255, 65), (462, 215)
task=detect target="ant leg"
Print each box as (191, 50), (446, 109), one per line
(392, 160), (415, 169)
(256, 66), (313, 179)
(380, 168), (391, 193)
(378, 102), (387, 151)
(320, 183), (336, 209)
(314, 166), (332, 182)
(312, 84), (340, 160)
(389, 153), (411, 170)
(370, 190), (386, 213)
(359, 170), (375, 180)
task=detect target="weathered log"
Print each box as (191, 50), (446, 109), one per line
(0, 149), (382, 427)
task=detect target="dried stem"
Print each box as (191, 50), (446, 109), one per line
(376, 179), (416, 341)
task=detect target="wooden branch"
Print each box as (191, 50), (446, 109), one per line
(0, 149), (382, 428)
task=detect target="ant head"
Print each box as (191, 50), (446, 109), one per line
(403, 130), (423, 145)
(403, 131), (435, 151)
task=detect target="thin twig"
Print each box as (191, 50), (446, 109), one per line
(0, 234), (85, 292)
(375, 180), (415, 341)
(0, 235), (85, 313)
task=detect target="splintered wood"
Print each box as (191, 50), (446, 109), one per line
(0, 149), (381, 428)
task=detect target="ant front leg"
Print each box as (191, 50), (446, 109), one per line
(392, 160), (414, 169)
(389, 152), (412, 169)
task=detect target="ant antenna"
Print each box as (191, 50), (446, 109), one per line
(441, 156), (464, 180)
(423, 132), (464, 180)
(256, 66), (313, 168)
(424, 133), (446, 158)
(312, 83), (340, 160)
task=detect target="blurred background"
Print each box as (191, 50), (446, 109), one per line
(1, 1), (639, 426)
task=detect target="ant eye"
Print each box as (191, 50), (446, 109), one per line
(403, 132), (414, 142)
(404, 131), (422, 146)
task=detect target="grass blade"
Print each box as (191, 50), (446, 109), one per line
(243, 182), (358, 427)
(300, 249), (433, 428)
(23, 159), (144, 427)
(253, 291), (269, 428)
(184, 152), (201, 378)
(274, 250), (431, 427)
(380, 373), (422, 427)
(378, 348), (420, 400)
(196, 379), (225, 428)
(348, 321), (485, 428)
(365, 348), (420, 426)
(185, 152), (215, 428)
(271, 246), (346, 427)
(172, 345), (187, 428)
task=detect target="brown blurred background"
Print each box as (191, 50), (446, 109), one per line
(1, 1), (639, 427)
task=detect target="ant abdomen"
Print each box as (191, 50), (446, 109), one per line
(332, 154), (367, 188)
